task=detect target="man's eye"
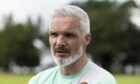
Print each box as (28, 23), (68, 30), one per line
(50, 33), (58, 37)
(65, 33), (76, 38)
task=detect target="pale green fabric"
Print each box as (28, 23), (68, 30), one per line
(28, 62), (89, 84)
(28, 61), (117, 84)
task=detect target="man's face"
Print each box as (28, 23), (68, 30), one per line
(49, 16), (87, 66)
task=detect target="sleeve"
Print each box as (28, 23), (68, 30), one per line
(28, 75), (38, 84)
(28, 72), (43, 84)
(97, 74), (117, 84)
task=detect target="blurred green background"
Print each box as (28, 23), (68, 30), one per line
(0, 0), (140, 84)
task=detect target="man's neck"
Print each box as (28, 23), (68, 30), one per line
(60, 55), (88, 75)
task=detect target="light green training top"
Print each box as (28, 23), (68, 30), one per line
(28, 61), (117, 84)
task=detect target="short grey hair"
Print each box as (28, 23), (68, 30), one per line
(49, 5), (90, 34)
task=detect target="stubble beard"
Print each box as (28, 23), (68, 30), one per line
(51, 47), (83, 66)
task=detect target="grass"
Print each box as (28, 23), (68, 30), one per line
(0, 73), (34, 84)
(0, 73), (140, 84)
(115, 74), (140, 84)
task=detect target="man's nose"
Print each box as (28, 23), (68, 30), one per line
(56, 35), (66, 46)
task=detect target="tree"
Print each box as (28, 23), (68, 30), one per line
(70, 0), (139, 72)
(0, 15), (40, 71)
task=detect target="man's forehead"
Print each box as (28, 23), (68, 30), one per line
(51, 23), (77, 30)
(49, 27), (79, 33)
(49, 16), (83, 33)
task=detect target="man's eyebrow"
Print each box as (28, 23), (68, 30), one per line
(65, 31), (77, 34)
(49, 31), (55, 34)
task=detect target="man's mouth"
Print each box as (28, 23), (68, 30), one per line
(55, 47), (69, 55)
(56, 50), (69, 53)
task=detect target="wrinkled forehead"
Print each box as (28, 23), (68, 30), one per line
(49, 16), (82, 31)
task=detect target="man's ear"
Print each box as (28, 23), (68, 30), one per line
(85, 34), (91, 46)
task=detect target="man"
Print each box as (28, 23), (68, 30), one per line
(28, 5), (117, 84)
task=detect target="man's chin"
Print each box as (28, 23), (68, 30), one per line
(53, 54), (82, 66)
(55, 58), (71, 66)
(52, 47), (83, 66)
(52, 56), (72, 66)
